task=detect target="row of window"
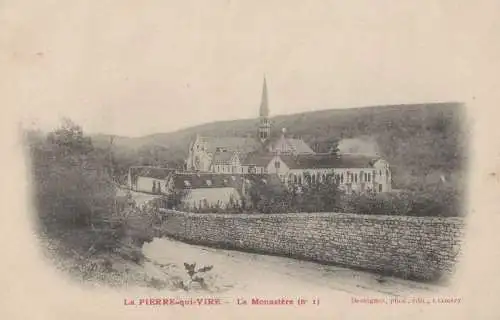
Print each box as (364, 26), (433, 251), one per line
(214, 165), (239, 173)
(289, 174), (327, 185)
(287, 169), (390, 185)
(341, 171), (373, 184)
(213, 165), (390, 181)
(343, 170), (390, 183)
(214, 165), (265, 174)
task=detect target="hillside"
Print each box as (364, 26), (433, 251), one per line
(92, 102), (467, 190)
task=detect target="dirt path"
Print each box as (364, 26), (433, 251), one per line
(141, 237), (445, 298)
(39, 227), (449, 302)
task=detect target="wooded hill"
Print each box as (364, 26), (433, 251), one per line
(92, 102), (467, 191)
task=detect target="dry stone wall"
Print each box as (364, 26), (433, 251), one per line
(156, 210), (464, 282)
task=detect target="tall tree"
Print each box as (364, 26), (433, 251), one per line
(30, 119), (115, 229)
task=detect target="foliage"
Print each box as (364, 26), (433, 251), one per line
(291, 174), (340, 212)
(406, 186), (463, 217)
(177, 262), (214, 291)
(46, 118), (94, 157)
(108, 204), (158, 247)
(92, 102), (466, 193)
(165, 189), (189, 210)
(182, 174), (341, 214)
(337, 192), (413, 216)
(179, 177), (462, 217)
(27, 118), (116, 229)
(337, 187), (463, 217)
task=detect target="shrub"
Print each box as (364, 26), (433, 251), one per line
(407, 187), (462, 217)
(27, 120), (116, 229)
(338, 192), (412, 216)
(337, 187), (462, 217)
(180, 263), (213, 291)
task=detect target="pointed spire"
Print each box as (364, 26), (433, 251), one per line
(259, 75), (269, 117)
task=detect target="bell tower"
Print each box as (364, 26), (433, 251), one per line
(258, 76), (271, 143)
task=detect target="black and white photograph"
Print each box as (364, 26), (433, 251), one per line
(3, 0), (500, 319)
(24, 77), (467, 294)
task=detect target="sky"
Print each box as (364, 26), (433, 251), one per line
(2, 0), (499, 137)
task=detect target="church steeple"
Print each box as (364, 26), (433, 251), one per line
(258, 76), (271, 143)
(259, 76), (269, 117)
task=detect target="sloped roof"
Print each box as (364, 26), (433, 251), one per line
(279, 154), (380, 169)
(199, 136), (262, 154)
(338, 154), (381, 168)
(172, 172), (284, 190)
(242, 173), (285, 192)
(212, 151), (236, 164)
(172, 173), (245, 189)
(240, 151), (275, 166)
(196, 134), (314, 158)
(183, 188), (242, 205)
(129, 166), (175, 180)
(269, 135), (315, 154)
(286, 138), (315, 154)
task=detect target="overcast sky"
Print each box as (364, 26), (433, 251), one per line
(3, 0), (498, 137)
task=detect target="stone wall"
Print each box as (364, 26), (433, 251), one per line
(156, 210), (465, 282)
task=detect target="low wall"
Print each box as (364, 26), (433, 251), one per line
(156, 210), (464, 282)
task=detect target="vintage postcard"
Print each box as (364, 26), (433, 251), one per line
(2, 0), (500, 319)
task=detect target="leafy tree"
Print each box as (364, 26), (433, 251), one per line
(166, 189), (188, 209)
(291, 173), (340, 212)
(245, 175), (286, 211)
(46, 118), (94, 157)
(28, 119), (116, 229)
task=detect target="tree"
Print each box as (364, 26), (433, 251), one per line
(294, 173), (339, 212)
(167, 189), (188, 209)
(245, 175), (286, 212)
(29, 119), (116, 229)
(47, 118), (94, 157)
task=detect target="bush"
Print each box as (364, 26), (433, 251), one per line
(337, 187), (462, 217)
(407, 187), (463, 217)
(27, 119), (117, 229)
(338, 192), (412, 216)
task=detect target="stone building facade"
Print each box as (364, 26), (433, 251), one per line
(185, 77), (392, 194)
